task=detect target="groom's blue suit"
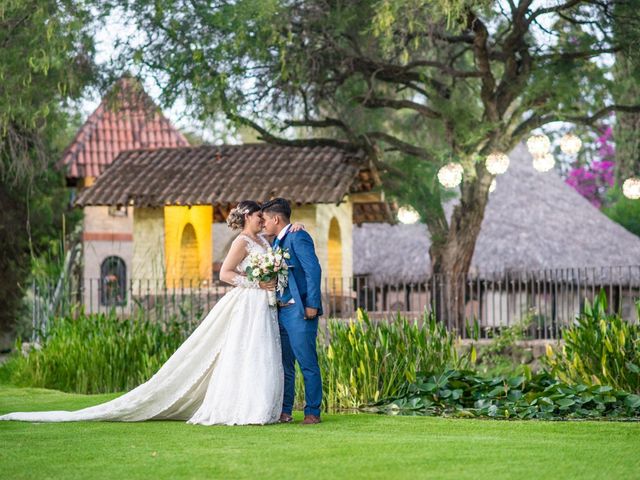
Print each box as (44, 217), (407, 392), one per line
(273, 227), (323, 417)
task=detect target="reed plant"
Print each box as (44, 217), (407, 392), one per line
(544, 290), (640, 393)
(2, 312), (188, 394)
(296, 309), (474, 411)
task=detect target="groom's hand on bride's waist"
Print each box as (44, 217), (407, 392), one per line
(304, 307), (318, 319)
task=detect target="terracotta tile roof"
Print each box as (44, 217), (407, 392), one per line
(75, 144), (388, 213)
(58, 77), (189, 179)
(353, 202), (398, 225)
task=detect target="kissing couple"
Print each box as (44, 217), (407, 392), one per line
(1, 198), (323, 426)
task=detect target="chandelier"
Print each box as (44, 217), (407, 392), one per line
(623, 177), (640, 200)
(560, 133), (582, 155)
(532, 153), (555, 172)
(485, 152), (510, 175)
(526, 134), (551, 157)
(437, 162), (464, 188)
(397, 206), (420, 224)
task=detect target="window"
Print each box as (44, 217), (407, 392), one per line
(100, 256), (127, 306)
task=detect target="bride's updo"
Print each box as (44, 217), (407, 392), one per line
(226, 200), (261, 230)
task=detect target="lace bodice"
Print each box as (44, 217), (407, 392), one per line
(236, 234), (272, 273)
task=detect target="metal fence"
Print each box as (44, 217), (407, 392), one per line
(32, 266), (640, 341)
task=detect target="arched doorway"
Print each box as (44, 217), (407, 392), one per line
(327, 217), (343, 292)
(100, 256), (127, 306)
(179, 223), (200, 283)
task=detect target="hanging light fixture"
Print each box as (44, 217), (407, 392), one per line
(560, 133), (582, 155)
(527, 134), (551, 157)
(485, 152), (510, 175)
(489, 178), (497, 193)
(532, 153), (555, 172)
(437, 162), (464, 188)
(397, 206), (420, 224)
(622, 177), (640, 200)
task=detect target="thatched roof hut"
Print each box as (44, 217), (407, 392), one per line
(354, 143), (640, 283)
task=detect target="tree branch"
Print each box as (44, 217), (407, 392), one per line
(365, 131), (435, 160)
(537, 46), (621, 60)
(229, 113), (359, 151)
(282, 117), (348, 130)
(511, 104), (640, 139)
(404, 60), (483, 78)
(355, 96), (442, 119)
(467, 11), (498, 121)
(528, 0), (585, 22)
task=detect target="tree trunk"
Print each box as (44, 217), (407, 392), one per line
(428, 166), (493, 332)
(613, 52), (640, 184)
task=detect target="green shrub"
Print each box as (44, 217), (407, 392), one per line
(370, 369), (640, 419)
(477, 313), (535, 376)
(543, 290), (640, 393)
(296, 309), (475, 410)
(2, 312), (188, 394)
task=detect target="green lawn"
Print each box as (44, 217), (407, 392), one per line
(1, 386), (639, 480)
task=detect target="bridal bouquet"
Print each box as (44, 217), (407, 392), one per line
(245, 246), (291, 306)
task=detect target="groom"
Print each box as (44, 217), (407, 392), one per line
(261, 198), (323, 425)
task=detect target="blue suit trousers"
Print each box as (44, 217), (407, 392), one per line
(278, 304), (322, 417)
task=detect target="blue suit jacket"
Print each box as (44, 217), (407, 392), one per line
(278, 229), (323, 319)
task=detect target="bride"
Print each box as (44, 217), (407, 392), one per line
(0, 201), (296, 426)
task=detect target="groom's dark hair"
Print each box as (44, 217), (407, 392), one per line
(261, 197), (291, 222)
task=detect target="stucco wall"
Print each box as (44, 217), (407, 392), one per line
(83, 205), (133, 233)
(82, 206), (134, 312)
(82, 239), (133, 312)
(132, 207), (165, 282)
(212, 223), (238, 263)
(289, 201), (353, 290)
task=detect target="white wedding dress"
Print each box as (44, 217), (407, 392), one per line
(0, 234), (284, 426)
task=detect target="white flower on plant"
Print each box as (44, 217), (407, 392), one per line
(252, 268), (261, 277)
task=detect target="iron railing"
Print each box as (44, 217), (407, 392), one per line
(31, 266), (640, 341)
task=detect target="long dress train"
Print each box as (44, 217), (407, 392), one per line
(0, 235), (283, 426)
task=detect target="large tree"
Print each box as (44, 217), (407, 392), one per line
(612, 0), (640, 185)
(113, 0), (640, 324)
(0, 0), (96, 337)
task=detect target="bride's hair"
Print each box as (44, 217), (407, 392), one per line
(226, 200), (261, 230)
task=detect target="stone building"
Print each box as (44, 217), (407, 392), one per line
(74, 144), (391, 312)
(58, 77), (190, 308)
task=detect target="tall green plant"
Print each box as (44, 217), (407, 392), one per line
(296, 309), (475, 410)
(544, 291), (640, 393)
(3, 312), (188, 394)
(5, 308), (476, 408)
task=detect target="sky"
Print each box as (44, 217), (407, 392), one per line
(79, 9), (226, 143)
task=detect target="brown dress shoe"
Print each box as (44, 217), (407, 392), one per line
(301, 414), (321, 425)
(279, 413), (293, 423)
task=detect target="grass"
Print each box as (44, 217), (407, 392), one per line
(1, 386), (639, 479)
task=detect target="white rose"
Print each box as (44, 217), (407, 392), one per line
(252, 268), (261, 277)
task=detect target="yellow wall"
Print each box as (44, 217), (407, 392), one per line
(164, 206), (212, 287)
(327, 217), (343, 291)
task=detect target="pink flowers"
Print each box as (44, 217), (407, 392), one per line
(565, 126), (615, 208)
